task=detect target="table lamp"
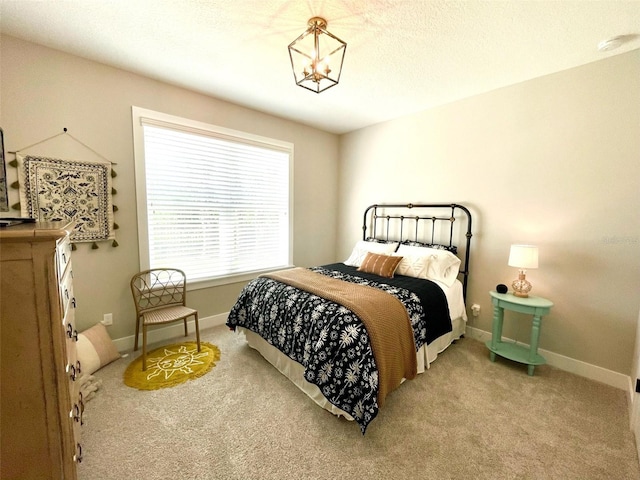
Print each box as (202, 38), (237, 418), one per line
(508, 244), (538, 297)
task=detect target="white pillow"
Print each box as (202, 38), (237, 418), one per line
(392, 253), (430, 279)
(344, 240), (398, 267)
(396, 244), (461, 287)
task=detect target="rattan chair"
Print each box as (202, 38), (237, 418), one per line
(130, 268), (201, 370)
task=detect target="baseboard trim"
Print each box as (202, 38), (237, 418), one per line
(112, 313), (228, 352)
(112, 316), (630, 394)
(465, 325), (630, 392)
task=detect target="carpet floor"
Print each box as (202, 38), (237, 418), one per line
(78, 325), (640, 479)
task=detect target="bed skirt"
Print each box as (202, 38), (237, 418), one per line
(237, 315), (466, 422)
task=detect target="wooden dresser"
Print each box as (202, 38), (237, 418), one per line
(1, 221), (82, 479)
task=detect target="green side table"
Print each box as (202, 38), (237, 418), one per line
(486, 291), (554, 376)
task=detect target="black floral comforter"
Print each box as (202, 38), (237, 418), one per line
(226, 263), (451, 433)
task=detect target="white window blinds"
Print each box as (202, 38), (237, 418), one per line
(134, 109), (292, 285)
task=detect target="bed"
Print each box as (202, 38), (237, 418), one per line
(226, 203), (473, 433)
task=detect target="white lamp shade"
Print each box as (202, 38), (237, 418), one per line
(508, 245), (538, 269)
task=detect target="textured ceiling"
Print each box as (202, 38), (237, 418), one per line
(1, 0), (639, 134)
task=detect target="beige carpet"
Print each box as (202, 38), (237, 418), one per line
(78, 325), (639, 480)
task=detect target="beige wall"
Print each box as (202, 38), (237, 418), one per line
(0, 35), (339, 340)
(2, 34), (639, 377)
(338, 50), (640, 375)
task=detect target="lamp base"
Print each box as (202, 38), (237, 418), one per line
(512, 271), (532, 298)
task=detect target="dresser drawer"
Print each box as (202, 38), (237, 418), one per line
(69, 385), (84, 464)
(60, 262), (75, 318)
(65, 303), (81, 399)
(65, 315), (80, 385)
(67, 346), (82, 428)
(68, 348), (83, 466)
(56, 235), (73, 279)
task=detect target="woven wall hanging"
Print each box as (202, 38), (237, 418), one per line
(9, 129), (119, 249)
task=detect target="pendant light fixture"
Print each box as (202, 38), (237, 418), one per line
(288, 17), (347, 93)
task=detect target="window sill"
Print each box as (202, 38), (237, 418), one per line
(187, 265), (295, 291)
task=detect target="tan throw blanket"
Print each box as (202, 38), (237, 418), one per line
(264, 267), (417, 407)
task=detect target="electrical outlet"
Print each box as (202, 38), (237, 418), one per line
(471, 304), (481, 317)
(101, 313), (113, 326)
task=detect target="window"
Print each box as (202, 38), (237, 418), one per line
(132, 107), (293, 288)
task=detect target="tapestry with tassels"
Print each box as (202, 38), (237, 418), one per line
(16, 154), (117, 246)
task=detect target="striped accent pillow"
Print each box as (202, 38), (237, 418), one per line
(357, 252), (404, 278)
(77, 323), (120, 375)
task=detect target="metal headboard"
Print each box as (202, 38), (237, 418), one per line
(362, 203), (473, 301)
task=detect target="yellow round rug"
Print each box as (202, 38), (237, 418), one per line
(123, 341), (220, 390)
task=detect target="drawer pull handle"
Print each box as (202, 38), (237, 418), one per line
(76, 360), (82, 375)
(74, 443), (83, 463)
(62, 253), (66, 263)
(79, 392), (85, 426)
(72, 297), (77, 308)
(72, 404), (81, 422)
(67, 324), (78, 341)
(69, 364), (77, 381)
(65, 288), (69, 300)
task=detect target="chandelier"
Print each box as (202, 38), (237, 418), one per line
(288, 17), (347, 93)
